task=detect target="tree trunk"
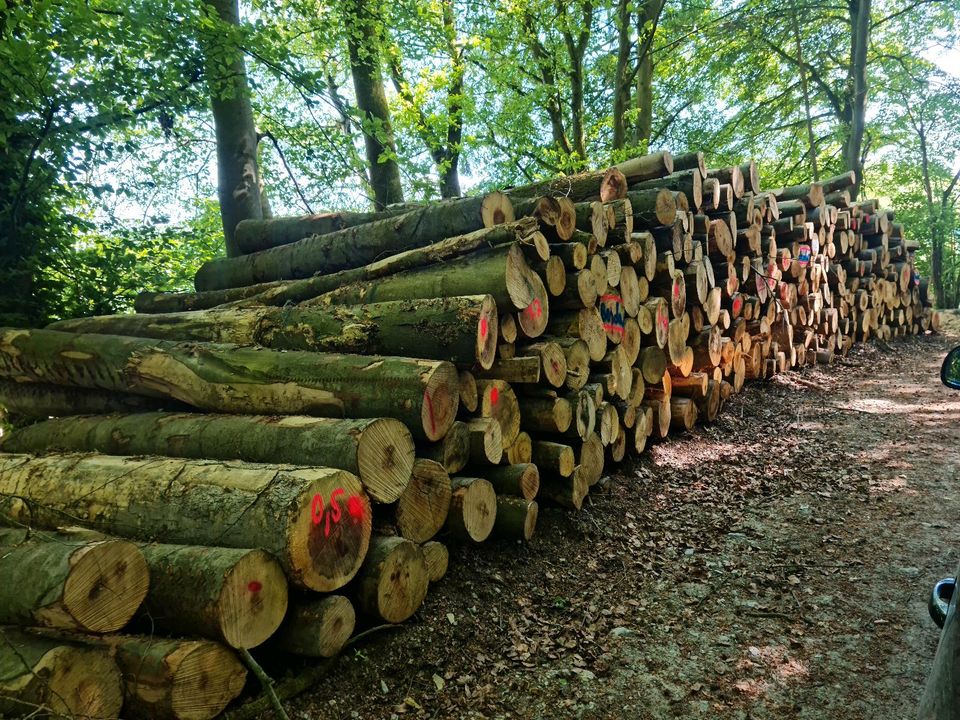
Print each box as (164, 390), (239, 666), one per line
(0, 628), (123, 720)
(76, 634), (247, 720)
(843, 0), (871, 199)
(0, 453), (370, 592)
(204, 0), (263, 257)
(52, 295), (499, 371)
(480, 463), (540, 501)
(353, 535), (429, 623)
(273, 595), (355, 658)
(342, 0), (404, 208)
(0, 328), (459, 441)
(2, 413), (415, 504)
(612, 0), (632, 151)
(0, 527), (148, 633)
(506, 168), (627, 203)
(194, 192), (515, 291)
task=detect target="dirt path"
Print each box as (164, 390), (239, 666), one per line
(283, 333), (960, 720)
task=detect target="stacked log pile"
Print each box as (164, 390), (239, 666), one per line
(0, 151), (939, 718)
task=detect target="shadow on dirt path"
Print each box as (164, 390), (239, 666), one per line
(284, 334), (960, 720)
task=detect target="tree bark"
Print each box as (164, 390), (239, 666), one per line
(0, 527), (148, 633)
(0, 379), (188, 422)
(843, 0), (871, 199)
(194, 191), (515, 291)
(342, 0), (404, 208)
(0, 453), (370, 592)
(0, 328), (459, 441)
(0, 628), (123, 720)
(2, 412), (415, 504)
(53, 295), (499, 371)
(204, 0), (263, 257)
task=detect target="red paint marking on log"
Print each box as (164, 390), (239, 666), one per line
(423, 389), (437, 435)
(311, 494), (324, 525)
(599, 294), (623, 303)
(490, 386), (499, 406)
(479, 317), (488, 339)
(602, 324), (626, 334)
(673, 283), (680, 299)
(347, 495), (365, 521)
(248, 581), (262, 593)
(525, 299), (542, 319)
(330, 488), (343, 523)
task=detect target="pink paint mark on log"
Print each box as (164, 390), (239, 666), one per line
(479, 317), (488, 339)
(311, 494), (324, 525)
(347, 495), (365, 520)
(673, 283), (680, 299)
(490, 386), (500, 406)
(247, 581), (262, 593)
(525, 299), (542, 319)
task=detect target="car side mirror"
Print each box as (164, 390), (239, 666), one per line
(942, 347), (960, 389)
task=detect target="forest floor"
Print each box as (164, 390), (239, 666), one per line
(275, 331), (960, 720)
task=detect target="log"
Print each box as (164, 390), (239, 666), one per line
(418, 421), (469, 475)
(194, 191), (516, 290)
(273, 595), (355, 658)
(52, 295), (500, 371)
(672, 151), (706, 178)
(477, 379), (521, 448)
(669, 397), (698, 432)
(630, 169), (702, 211)
(506, 167), (627, 202)
(446, 477), (497, 542)
(518, 393), (573, 434)
(538, 469), (588, 510)
(490, 497), (538, 542)
(504, 431), (533, 465)
(78, 634), (247, 720)
(459, 372), (479, 413)
(0, 454), (370, 593)
(394, 459), (452, 543)
(0, 628), (123, 719)
(0, 328), (459, 442)
(234, 208), (414, 254)
(2, 413), (415, 504)
(480, 463), (540, 501)
(467, 417), (504, 465)
(0, 527), (148, 633)
(578, 432), (605, 486)
(136, 218), (541, 313)
(615, 151), (674, 182)
(308, 244), (549, 339)
(531, 440), (575, 478)
(0, 380), (186, 421)
(421, 541), (449, 582)
(518, 341), (567, 388)
(638, 346), (668, 385)
(126, 542), (287, 651)
(354, 535), (429, 623)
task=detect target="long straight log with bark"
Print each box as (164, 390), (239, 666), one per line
(136, 218), (540, 313)
(0, 453), (371, 592)
(1, 413), (415, 504)
(232, 196), (493, 255)
(52, 295), (500, 370)
(0, 328), (459, 441)
(194, 191), (517, 291)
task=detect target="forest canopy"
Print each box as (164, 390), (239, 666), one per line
(1, 0), (959, 324)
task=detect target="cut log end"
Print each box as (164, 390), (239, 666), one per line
(481, 191), (515, 227)
(275, 595), (356, 658)
(447, 477), (497, 542)
(421, 362), (460, 441)
(476, 295), (499, 370)
(357, 536), (429, 624)
(217, 549), (290, 649)
(63, 539), (150, 634)
(164, 641), (247, 720)
(396, 459), (452, 543)
(356, 417), (416, 504)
